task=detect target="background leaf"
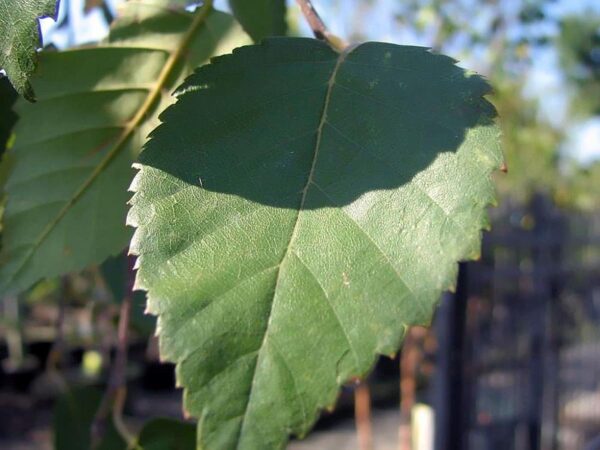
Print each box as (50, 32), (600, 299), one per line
(0, 76), (18, 154)
(0, 0), (59, 99)
(53, 386), (127, 450)
(0, 1), (250, 295)
(101, 253), (155, 336)
(129, 38), (503, 449)
(136, 418), (196, 450)
(228, 0), (287, 42)
(0, 76), (18, 233)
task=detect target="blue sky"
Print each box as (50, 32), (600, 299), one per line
(40, 0), (600, 164)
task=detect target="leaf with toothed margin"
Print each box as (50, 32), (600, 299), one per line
(0, 1), (251, 295)
(0, 0), (59, 100)
(129, 37), (503, 449)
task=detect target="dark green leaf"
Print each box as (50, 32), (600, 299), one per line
(137, 418), (196, 450)
(0, 76), (18, 154)
(0, 2), (250, 295)
(129, 38), (503, 449)
(229, 0), (286, 41)
(0, 0), (59, 99)
(100, 253), (131, 304)
(101, 253), (155, 336)
(53, 386), (126, 450)
(0, 76), (18, 233)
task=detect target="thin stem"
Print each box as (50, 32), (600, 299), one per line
(399, 327), (426, 450)
(91, 256), (137, 448)
(3, 296), (23, 367)
(46, 278), (68, 371)
(295, 0), (349, 51)
(91, 295), (134, 448)
(355, 381), (373, 450)
(91, 295), (133, 447)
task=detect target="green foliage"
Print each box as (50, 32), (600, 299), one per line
(0, 2), (507, 447)
(54, 387), (195, 450)
(229, 0), (287, 42)
(0, 0), (58, 100)
(557, 161), (600, 211)
(53, 387), (127, 450)
(558, 16), (600, 116)
(136, 418), (196, 450)
(129, 38), (502, 449)
(0, 1), (250, 295)
(492, 80), (561, 201)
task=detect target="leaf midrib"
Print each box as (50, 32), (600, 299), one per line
(3, 2), (215, 290)
(234, 48), (350, 447)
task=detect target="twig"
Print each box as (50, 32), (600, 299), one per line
(91, 258), (136, 448)
(399, 327), (426, 450)
(355, 380), (373, 450)
(46, 278), (68, 371)
(91, 295), (134, 448)
(3, 295), (23, 368)
(295, 0), (349, 51)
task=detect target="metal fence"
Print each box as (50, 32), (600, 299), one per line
(434, 194), (600, 450)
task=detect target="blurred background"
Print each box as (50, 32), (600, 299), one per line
(1, 0), (599, 449)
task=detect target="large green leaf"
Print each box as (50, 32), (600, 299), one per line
(0, 0), (59, 100)
(129, 38), (503, 449)
(0, 1), (250, 295)
(229, 0), (287, 42)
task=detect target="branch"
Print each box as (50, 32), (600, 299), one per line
(354, 381), (373, 450)
(296, 0), (348, 51)
(3, 295), (23, 368)
(399, 327), (426, 450)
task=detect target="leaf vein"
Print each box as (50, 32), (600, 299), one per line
(2, 2), (216, 291)
(234, 49), (347, 449)
(291, 251), (360, 368)
(310, 182), (427, 319)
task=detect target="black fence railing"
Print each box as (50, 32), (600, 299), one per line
(435, 194), (600, 450)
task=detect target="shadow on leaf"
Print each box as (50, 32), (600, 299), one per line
(140, 38), (496, 209)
